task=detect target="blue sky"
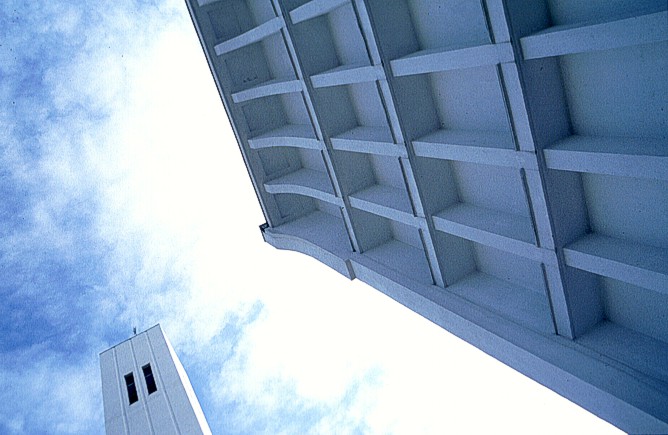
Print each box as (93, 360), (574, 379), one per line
(0, 1), (621, 434)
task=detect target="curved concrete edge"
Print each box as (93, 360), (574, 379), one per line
(263, 183), (341, 206)
(262, 227), (354, 279)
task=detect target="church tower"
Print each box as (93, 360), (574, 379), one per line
(100, 324), (211, 435)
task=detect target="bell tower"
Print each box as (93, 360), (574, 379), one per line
(100, 324), (211, 435)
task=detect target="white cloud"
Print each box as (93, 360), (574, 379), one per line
(0, 350), (102, 434)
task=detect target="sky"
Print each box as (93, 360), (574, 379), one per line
(0, 1), (623, 433)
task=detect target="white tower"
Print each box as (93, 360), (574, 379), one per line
(100, 324), (212, 435)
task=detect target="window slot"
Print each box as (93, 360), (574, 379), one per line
(124, 373), (138, 405)
(142, 364), (157, 395)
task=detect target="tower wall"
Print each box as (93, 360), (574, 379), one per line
(100, 325), (211, 435)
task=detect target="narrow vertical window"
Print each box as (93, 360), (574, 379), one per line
(124, 373), (138, 405)
(142, 364), (157, 395)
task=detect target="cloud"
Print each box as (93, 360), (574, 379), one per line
(0, 347), (102, 433)
(0, 1), (221, 432)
